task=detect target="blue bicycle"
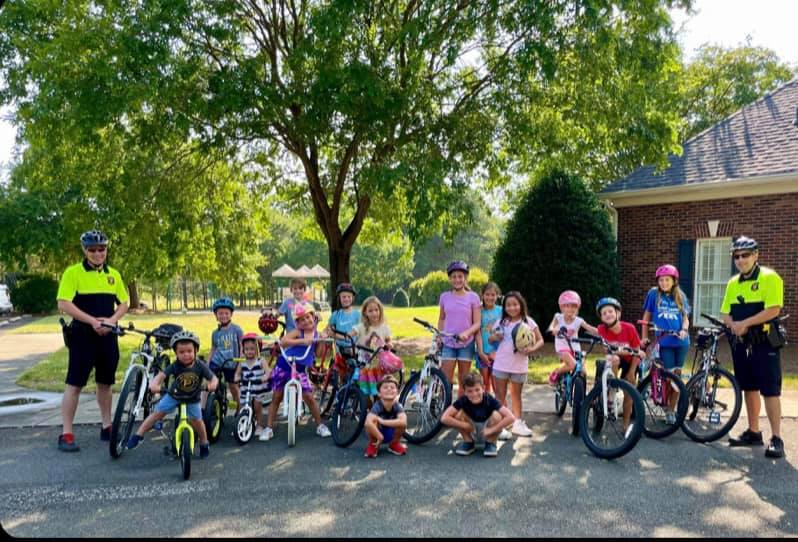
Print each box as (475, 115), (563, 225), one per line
(552, 328), (594, 437)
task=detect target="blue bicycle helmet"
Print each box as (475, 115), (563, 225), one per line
(730, 236), (758, 253)
(595, 297), (622, 316)
(80, 230), (109, 247)
(212, 297), (235, 313)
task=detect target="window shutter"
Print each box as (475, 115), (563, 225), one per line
(677, 240), (696, 300)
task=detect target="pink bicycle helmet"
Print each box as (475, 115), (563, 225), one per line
(655, 264), (679, 280)
(558, 290), (581, 308)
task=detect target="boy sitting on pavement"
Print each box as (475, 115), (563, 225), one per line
(363, 375), (408, 458)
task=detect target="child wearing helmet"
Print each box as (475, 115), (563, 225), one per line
(127, 331), (218, 459)
(262, 302), (332, 441)
(640, 265), (691, 372)
(278, 278), (308, 332)
(323, 283), (360, 358)
(546, 290), (599, 386)
(235, 333), (272, 439)
(490, 291), (543, 437)
(208, 297), (244, 411)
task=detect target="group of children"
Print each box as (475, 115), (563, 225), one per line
(126, 260), (691, 460)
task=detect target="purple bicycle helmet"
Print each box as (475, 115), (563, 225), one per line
(446, 260), (469, 276)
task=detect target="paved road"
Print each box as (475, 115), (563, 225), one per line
(1, 415), (796, 537)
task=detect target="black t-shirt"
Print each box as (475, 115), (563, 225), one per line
(164, 360), (215, 402)
(452, 393), (502, 423)
(370, 400), (404, 420)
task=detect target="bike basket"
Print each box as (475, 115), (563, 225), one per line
(152, 323), (184, 348)
(695, 330), (713, 349)
(378, 350), (404, 374)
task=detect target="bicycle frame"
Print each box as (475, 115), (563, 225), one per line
(174, 403), (195, 457)
(412, 318), (457, 407)
(637, 322), (683, 407)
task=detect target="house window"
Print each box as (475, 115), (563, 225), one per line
(693, 238), (732, 326)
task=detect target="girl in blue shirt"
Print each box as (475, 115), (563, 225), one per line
(640, 264), (691, 373)
(475, 282), (503, 395)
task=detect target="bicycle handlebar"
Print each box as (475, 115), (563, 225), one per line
(413, 317), (461, 341)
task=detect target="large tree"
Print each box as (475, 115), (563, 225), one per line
(0, 0), (689, 298)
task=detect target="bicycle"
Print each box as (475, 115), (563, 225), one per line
(309, 339), (345, 419)
(577, 335), (646, 460)
(396, 318), (455, 445)
(231, 358), (273, 445)
(103, 322), (182, 459)
(635, 321), (689, 439)
(680, 313), (743, 443)
(202, 356), (238, 444)
(551, 328), (591, 437)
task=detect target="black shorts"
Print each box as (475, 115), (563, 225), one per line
(732, 341), (781, 397)
(66, 325), (120, 387)
(618, 358), (637, 381)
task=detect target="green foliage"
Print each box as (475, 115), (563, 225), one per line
(468, 268), (489, 298)
(392, 288), (410, 308)
(679, 41), (795, 141)
(355, 286), (374, 306)
(491, 170), (620, 329)
(9, 274), (58, 314)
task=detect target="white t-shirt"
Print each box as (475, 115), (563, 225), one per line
(352, 323), (392, 364)
(492, 316), (538, 374)
(553, 313), (585, 353)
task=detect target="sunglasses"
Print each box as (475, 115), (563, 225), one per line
(86, 247), (107, 253)
(733, 252), (752, 260)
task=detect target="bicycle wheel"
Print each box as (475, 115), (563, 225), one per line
(579, 378), (645, 460)
(180, 430), (191, 480)
(313, 368), (338, 419)
(571, 376), (585, 437)
(286, 385), (298, 447)
(234, 408), (254, 445)
(330, 385), (368, 448)
(110, 368), (143, 459)
(637, 369), (688, 439)
(554, 376), (567, 417)
(398, 367), (452, 445)
(681, 366), (742, 443)
(204, 394), (222, 443)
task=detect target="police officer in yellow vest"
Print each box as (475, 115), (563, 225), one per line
(721, 236), (785, 459)
(56, 230), (129, 452)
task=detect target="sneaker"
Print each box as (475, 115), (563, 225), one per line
(316, 424), (332, 438)
(100, 425), (112, 441)
(455, 441), (476, 456)
(483, 442), (498, 457)
(665, 412), (677, 426)
(387, 441), (407, 456)
(58, 433), (80, 452)
(548, 370), (560, 386)
(364, 441), (379, 458)
(729, 429), (764, 447)
(254, 426), (264, 437)
(511, 419), (532, 437)
(199, 443), (210, 459)
(498, 428), (513, 441)
(259, 427), (274, 442)
(765, 436), (785, 459)
(126, 434), (143, 450)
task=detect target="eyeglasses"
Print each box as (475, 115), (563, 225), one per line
(733, 252), (752, 260)
(86, 247), (107, 253)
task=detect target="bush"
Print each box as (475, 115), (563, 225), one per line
(491, 170), (620, 328)
(408, 267), (491, 306)
(468, 267), (489, 296)
(9, 274), (59, 314)
(392, 288), (410, 307)
(355, 286), (374, 305)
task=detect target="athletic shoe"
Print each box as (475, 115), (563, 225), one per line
(665, 412), (677, 425)
(548, 370), (560, 386)
(58, 433), (80, 452)
(498, 428), (513, 441)
(364, 441), (379, 458)
(126, 434), (143, 450)
(100, 425), (112, 441)
(455, 441), (476, 456)
(316, 424), (332, 438)
(728, 429), (764, 447)
(254, 426), (264, 437)
(387, 441), (407, 456)
(765, 436), (785, 459)
(199, 443), (210, 459)
(259, 427), (274, 441)
(511, 419), (532, 437)
(483, 442), (498, 457)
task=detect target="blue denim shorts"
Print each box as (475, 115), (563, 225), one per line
(658, 345), (689, 371)
(155, 394), (202, 420)
(442, 342), (476, 362)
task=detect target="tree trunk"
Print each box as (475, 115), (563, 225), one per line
(152, 283), (158, 312)
(328, 245), (352, 310)
(181, 277), (188, 313)
(127, 280), (140, 311)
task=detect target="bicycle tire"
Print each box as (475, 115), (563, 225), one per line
(681, 366), (742, 443)
(286, 385), (297, 447)
(571, 376), (585, 437)
(109, 368), (143, 459)
(204, 394), (222, 443)
(234, 408), (254, 445)
(554, 376), (567, 417)
(398, 366), (452, 445)
(314, 368), (338, 419)
(330, 385), (368, 448)
(636, 370), (688, 439)
(579, 378), (645, 460)
(180, 429), (191, 480)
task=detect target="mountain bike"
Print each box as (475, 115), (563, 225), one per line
(635, 321), (689, 439)
(396, 318), (455, 445)
(577, 335), (646, 460)
(551, 329), (591, 437)
(680, 313), (742, 443)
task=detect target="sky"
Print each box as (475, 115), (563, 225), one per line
(2, 0), (798, 182)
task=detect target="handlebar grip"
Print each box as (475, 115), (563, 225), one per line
(356, 344), (376, 354)
(413, 317), (431, 327)
(700, 313), (724, 326)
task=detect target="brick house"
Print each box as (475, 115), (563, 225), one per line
(600, 79), (798, 336)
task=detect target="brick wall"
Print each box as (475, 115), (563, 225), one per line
(616, 193), (797, 339)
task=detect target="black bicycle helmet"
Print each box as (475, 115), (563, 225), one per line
(595, 297), (622, 316)
(212, 297), (235, 313)
(80, 230), (109, 247)
(336, 282), (357, 296)
(730, 236), (758, 253)
(446, 260), (469, 276)
(170, 330), (201, 350)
